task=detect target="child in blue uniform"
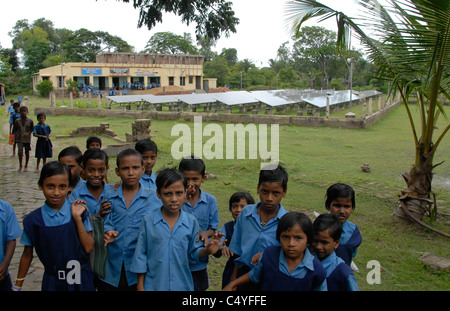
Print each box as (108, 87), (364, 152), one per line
(13, 161), (95, 291)
(325, 183), (362, 266)
(33, 112), (53, 172)
(77, 148), (112, 217)
(313, 213), (359, 291)
(215, 192), (255, 288)
(0, 200), (22, 291)
(224, 211), (327, 291)
(179, 156), (219, 291)
(131, 168), (224, 291)
(228, 164), (289, 291)
(59, 146), (85, 200)
(9, 102), (20, 157)
(99, 149), (160, 291)
(135, 139), (158, 192)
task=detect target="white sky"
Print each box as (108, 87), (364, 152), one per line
(0, 0), (360, 67)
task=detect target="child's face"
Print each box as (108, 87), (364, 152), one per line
(20, 109), (28, 118)
(88, 142), (101, 149)
(14, 107), (20, 113)
(38, 115), (46, 125)
(280, 223), (308, 262)
(141, 150), (157, 175)
(84, 159), (108, 188)
(157, 180), (187, 215)
(59, 156), (81, 184)
(257, 182), (286, 211)
(115, 155), (144, 187)
(231, 198), (248, 221)
(329, 197), (354, 223)
(312, 230), (339, 261)
(39, 173), (70, 210)
(183, 170), (206, 198)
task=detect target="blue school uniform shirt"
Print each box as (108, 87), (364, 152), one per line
(181, 189), (219, 271)
(101, 183), (160, 287)
(249, 247), (327, 291)
(0, 200), (22, 268)
(336, 220), (362, 266)
(319, 251), (359, 291)
(140, 171), (157, 192)
(68, 178), (87, 201)
(20, 200), (93, 246)
(228, 202), (288, 269)
(72, 181), (113, 216)
(130, 208), (206, 291)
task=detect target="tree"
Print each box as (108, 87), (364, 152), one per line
(144, 32), (198, 54)
(286, 0), (450, 231)
(219, 48), (238, 67)
(118, 0), (239, 40)
(35, 79), (53, 97)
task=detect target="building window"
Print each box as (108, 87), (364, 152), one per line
(180, 76), (185, 86)
(189, 76), (193, 84)
(58, 76), (64, 88)
(169, 77), (174, 86)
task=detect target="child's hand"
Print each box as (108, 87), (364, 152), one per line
(71, 199), (87, 219)
(207, 233), (225, 255)
(222, 283), (237, 291)
(99, 200), (112, 217)
(250, 252), (262, 265)
(103, 230), (119, 246)
(221, 246), (234, 258)
(197, 230), (213, 246)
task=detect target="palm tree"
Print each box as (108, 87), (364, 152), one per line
(285, 0), (449, 228)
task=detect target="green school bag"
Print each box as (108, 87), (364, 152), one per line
(90, 216), (108, 279)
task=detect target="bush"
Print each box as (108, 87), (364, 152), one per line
(36, 80), (53, 97)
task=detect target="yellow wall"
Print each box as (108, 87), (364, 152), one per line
(34, 61), (205, 92)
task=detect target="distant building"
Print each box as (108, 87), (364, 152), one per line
(32, 52), (217, 94)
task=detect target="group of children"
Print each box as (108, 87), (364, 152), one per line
(0, 132), (362, 291)
(7, 99), (53, 173)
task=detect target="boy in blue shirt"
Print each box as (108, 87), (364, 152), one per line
(0, 200), (22, 291)
(99, 149), (160, 291)
(58, 146), (86, 200)
(179, 156), (219, 291)
(77, 148), (112, 217)
(135, 139), (158, 192)
(131, 168), (224, 291)
(228, 164), (289, 291)
(312, 213), (359, 291)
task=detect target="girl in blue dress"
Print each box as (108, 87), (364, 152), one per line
(223, 211), (327, 291)
(33, 112), (53, 172)
(13, 161), (95, 291)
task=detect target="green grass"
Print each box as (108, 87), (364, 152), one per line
(1, 95), (449, 291)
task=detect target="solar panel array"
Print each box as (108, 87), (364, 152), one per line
(106, 89), (382, 109)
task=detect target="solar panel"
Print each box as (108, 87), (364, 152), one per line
(106, 95), (144, 104)
(176, 93), (217, 105)
(141, 94), (180, 104)
(249, 90), (298, 107)
(211, 91), (259, 105)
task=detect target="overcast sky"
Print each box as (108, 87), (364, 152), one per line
(0, 0), (360, 67)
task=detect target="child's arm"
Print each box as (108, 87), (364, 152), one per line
(71, 199), (94, 254)
(222, 272), (251, 291)
(197, 228), (215, 245)
(198, 233), (225, 258)
(136, 273), (146, 291)
(0, 240), (16, 281)
(13, 245), (34, 291)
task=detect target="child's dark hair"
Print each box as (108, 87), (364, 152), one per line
(58, 146), (83, 164)
(325, 183), (356, 210)
(116, 148), (143, 167)
(313, 213), (342, 242)
(13, 102), (20, 108)
(135, 139), (158, 155)
(276, 211), (314, 245)
(82, 148), (109, 167)
(229, 192), (255, 211)
(36, 112), (46, 120)
(86, 136), (102, 149)
(179, 155), (205, 176)
(258, 164), (288, 190)
(38, 161), (72, 187)
(19, 105), (28, 112)
(156, 167), (187, 194)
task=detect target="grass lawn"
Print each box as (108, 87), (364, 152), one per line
(1, 95), (449, 291)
